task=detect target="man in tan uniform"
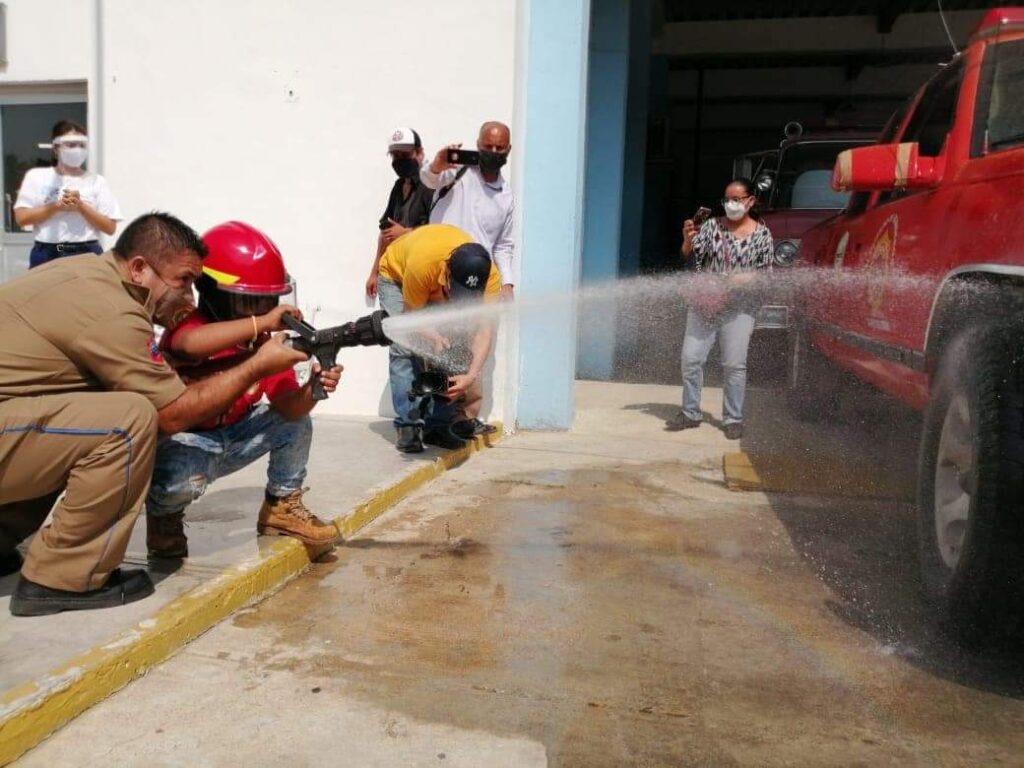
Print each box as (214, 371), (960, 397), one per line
(0, 212), (308, 616)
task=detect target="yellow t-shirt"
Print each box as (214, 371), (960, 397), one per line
(378, 223), (501, 310)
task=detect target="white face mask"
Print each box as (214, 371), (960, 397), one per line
(723, 200), (748, 221)
(58, 146), (88, 169)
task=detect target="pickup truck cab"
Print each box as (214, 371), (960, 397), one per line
(793, 7), (1024, 639)
(739, 124), (876, 267)
(735, 126), (875, 331)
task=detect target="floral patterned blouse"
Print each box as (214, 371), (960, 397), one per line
(690, 217), (775, 274)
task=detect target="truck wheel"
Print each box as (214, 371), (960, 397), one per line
(917, 324), (1024, 642)
(786, 326), (839, 422)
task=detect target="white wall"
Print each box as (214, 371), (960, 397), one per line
(2, 0), (517, 418)
(0, 0), (94, 82)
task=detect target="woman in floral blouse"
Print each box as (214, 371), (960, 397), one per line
(667, 178), (774, 440)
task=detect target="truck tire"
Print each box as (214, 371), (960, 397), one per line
(917, 324), (1024, 643)
(786, 326), (839, 422)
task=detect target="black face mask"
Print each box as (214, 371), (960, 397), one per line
(392, 157), (420, 179)
(478, 150), (508, 174)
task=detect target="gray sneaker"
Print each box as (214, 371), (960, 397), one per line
(666, 411), (701, 431)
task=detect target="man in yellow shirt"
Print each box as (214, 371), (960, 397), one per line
(377, 223), (499, 452)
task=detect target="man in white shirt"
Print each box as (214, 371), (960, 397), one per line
(421, 121), (515, 300)
(419, 122), (514, 436)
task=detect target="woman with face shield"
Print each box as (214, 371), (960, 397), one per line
(667, 177), (775, 441)
(13, 120), (122, 269)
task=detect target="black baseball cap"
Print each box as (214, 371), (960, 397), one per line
(447, 243), (492, 301)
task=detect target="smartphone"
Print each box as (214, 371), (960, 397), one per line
(693, 206), (713, 227)
(446, 148), (480, 166)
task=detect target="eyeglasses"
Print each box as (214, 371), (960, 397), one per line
(722, 196), (753, 204)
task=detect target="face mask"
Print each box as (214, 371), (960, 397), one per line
(151, 287), (194, 329)
(142, 263), (194, 328)
(391, 157), (420, 179)
(58, 146), (88, 168)
(723, 200), (748, 221)
(478, 150), (508, 174)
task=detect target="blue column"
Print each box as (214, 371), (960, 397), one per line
(515, 0), (592, 429)
(577, 0), (631, 381)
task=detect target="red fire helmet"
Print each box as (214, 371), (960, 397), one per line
(200, 221), (293, 295)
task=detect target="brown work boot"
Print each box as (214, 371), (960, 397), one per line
(257, 490), (341, 546)
(147, 513), (188, 559)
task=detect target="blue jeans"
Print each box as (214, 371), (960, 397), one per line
(376, 277), (456, 429)
(681, 308), (755, 426)
(29, 240), (102, 269)
(146, 404), (311, 517)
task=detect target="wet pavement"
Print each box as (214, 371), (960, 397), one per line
(16, 382), (1024, 766)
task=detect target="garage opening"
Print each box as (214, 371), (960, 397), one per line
(577, 0), (991, 386)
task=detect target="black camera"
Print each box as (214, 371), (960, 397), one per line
(408, 370), (450, 400)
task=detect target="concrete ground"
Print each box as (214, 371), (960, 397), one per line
(0, 414), (447, 697)
(16, 382), (1024, 767)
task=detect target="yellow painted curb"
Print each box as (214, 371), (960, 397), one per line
(723, 450), (914, 500)
(0, 426), (503, 766)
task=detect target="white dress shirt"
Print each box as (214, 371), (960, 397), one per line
(421, 165), (516, 286)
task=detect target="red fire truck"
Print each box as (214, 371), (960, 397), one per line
(792, 8), (1024, 637)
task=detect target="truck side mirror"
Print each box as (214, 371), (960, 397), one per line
(755, 172), (774, 193)
(832, 142), (943, 193)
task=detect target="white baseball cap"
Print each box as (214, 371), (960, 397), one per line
(388, 127), (421, 152)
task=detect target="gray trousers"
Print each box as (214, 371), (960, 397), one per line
(681, 308), (755, 425)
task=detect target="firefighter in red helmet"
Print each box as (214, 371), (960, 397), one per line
(146, 221), (343, 559)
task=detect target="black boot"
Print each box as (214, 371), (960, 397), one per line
(10, 568), (155, 617)
(396, 425), (424, 453)
(451, 419), (498, 439)
(423, 426), (468, 450)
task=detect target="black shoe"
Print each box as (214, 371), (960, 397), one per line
(724, 423), (744, 441)
(665, 411), (702, 431)
(396, 425), (424, 453)
(0, 550), (23, 578)
(451, 419), (498, 439)
(423, 426), (468, 451)
(10, 568), (155, 617)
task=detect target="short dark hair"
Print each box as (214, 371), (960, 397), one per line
(728, 177), (755, 197)
(52, 120), (86, 141)
(113, 212), (208, 267)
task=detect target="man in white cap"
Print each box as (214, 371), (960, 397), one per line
(365, 128), (434, 299)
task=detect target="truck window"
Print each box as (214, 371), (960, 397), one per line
(973, 38), (1024, 155)
(773, 143), (854, 209)
(878, 62), (963, 204)
(901, 61), (964, 158)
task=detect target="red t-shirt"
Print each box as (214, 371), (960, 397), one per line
(161, 311), (301, 429)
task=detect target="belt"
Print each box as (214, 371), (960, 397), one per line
(37, 241), (100, 253)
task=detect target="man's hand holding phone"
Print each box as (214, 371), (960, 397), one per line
(431, 143), (462, 174)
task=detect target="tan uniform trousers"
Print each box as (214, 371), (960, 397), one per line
(0, 392), (158, 592)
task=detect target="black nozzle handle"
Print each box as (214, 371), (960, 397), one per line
(309, 375), (328, 401)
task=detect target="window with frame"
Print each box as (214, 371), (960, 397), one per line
(878, 62), (963, 204)
(901, 61), (963, 158)
(972, 38), (1024, 155)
